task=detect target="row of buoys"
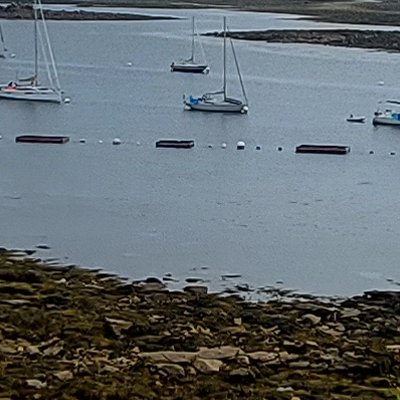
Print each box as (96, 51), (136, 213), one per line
(1, 135), (398, 155)
(75, 140), (398, 155)
(78, 138), (130, 145)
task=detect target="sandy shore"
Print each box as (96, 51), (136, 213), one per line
(1, 248), (400, 399)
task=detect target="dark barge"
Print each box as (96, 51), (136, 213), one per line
(15, 135), (70, 144)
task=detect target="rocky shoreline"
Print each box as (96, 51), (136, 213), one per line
(1, 248), (399, 399)
(4, 2), (400, 52)
(35, 0), (400, 27)
(207, 29), (400, 53)
(0, 3), (177, 20)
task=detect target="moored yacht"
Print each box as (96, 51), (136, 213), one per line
(373, 100), (400, 126)
(184, 17), (248, 114)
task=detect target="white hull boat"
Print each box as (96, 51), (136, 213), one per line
(171, 16), (209, 74)
(373, 116), (400, 126)
(373, 100), (400, 126)
(0, 83), (61, 103)
(171, 61), (209, 74)
(185, 95), (248, 113)
(184, 17), (248, 114)
(0, 0), (63, 103)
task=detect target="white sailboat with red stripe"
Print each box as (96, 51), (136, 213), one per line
(0, 0), (63, 103)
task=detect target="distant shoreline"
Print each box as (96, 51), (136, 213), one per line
(35, 0), (400, 27)
(3, 1), (400, 52)
(206, 29), (400, 53)
(0, 3), (178, 20)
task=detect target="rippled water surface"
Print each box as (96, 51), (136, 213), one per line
(1, 9), (400, 296)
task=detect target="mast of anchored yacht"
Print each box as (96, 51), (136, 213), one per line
(190, 16), (195, 62)
(223, 17), (227, 101)
(0, 25), (6, 57)
(33, 0), (38, 85)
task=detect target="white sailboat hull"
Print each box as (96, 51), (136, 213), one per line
(373, 116), (400, 126)
(185, 97), (248, 113)
(171, 62), (209, 74)
(0, 85), (61, 103)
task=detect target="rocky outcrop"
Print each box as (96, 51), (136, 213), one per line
(206, 29), (400, 53)
(0, 248), (399, 399)
(0, 3), (176, 20)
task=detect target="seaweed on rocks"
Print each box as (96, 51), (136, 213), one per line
(0, 249), (399, 399)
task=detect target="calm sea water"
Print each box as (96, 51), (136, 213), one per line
(1, 8), (400, 296)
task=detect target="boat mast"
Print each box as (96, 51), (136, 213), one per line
(0, 24), (6, 57)
(33, 0), (38, 85)
(38, 0), (62, 95)
(229, 34), (248, 106)
(190, 16), (195, 62)
(223, 16), (226, 101)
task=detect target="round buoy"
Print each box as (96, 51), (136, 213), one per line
(10, 53), (16, 58)
(277, 146), (283, 151)
(369, 150), (374, 154)
(237, 141), (245, 150)
(377, 81), (385, 86)
(221, 143), (227, 149)
(208, 144), (213, 148)
(136, 141), (141, 146)
(0, 135), (2, 140)
(98, 140), (103, 144)
(390, 151), (396, 156)
(112, 138), (121, 145)
(64, 97), (71, 104)
(127, 62), (133, 67)
(255, 145), (261, 150)
(79, 138), (86, 144)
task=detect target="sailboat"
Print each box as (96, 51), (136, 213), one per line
(171, 16), (209, 74)
(183, 17), (248, 114)
(0, 0), (63, 103)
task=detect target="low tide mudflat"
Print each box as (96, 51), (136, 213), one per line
(1, 248), (399, 399)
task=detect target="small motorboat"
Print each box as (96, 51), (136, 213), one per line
(346, 114), (366, 123)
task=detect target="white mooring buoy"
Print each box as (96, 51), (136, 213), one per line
(236, 141), (245, 150)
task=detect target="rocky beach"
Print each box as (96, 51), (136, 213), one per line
(1, 1), (400, 398)
(1, 248), (399, 399)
